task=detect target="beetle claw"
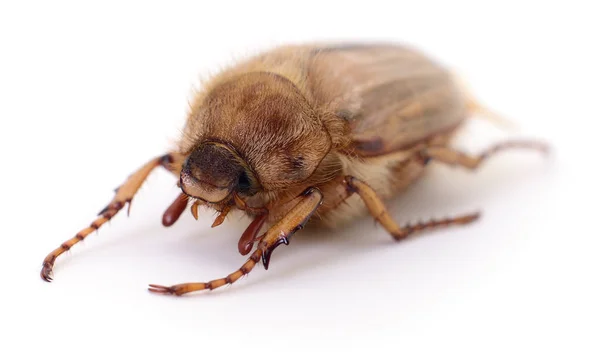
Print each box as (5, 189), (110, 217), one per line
(261, 237), (289, 270)
(40, 263), (54, 282)
(148, 284), (179, 295)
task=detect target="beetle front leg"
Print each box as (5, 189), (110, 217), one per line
(147, 188), (323, 296)
(258, 188), (324, 270)
(345, 176), (480, 241)
(421, 140), (549, 170)
(40, 153), (183, 282)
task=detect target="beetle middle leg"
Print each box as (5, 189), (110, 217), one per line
(345, 176), (480, 241)
(40, 152), (183, 282)
(148, 188), (323, 296)
(420, 140), (549, 170)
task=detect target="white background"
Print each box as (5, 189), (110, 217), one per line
(1, 1), (598, 354)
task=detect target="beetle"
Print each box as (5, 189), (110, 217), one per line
(40, 43), (547, 295)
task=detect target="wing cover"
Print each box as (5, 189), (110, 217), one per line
(306, 44), (468, 156)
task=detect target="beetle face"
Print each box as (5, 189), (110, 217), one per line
(180, 142), (258, 203)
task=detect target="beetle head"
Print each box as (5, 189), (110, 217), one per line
(179, 71), (332, 202)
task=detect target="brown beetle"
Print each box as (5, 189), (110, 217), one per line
(40, 43), (547, 295)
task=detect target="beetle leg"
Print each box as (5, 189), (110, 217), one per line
(421, 141), (549, 170)
(345, 176), (480, 241)
(257, 188), (323, 270)
(148, 188), (323, 296)
(40, 153), (183, 282)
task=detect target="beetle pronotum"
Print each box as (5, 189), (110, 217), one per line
(41, 43), (547, 295)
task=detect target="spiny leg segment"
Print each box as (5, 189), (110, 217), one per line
(148, 188), (323, 296)
(344, 176), (480, 241)
(421, 140), (549, 170)
(40, 153), (181, 282)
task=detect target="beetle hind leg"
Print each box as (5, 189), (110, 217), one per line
(421, 140), (549, 170)
(389, 213), (481, 240)
(345, 176), (480, 241)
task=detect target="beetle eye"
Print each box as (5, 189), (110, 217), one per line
(237, 171), (252, 193)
